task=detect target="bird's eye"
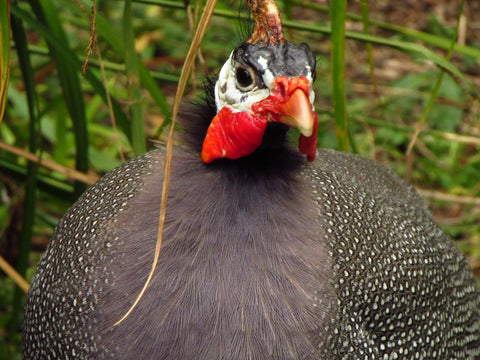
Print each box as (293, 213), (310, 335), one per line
(235, 66), (255, 91)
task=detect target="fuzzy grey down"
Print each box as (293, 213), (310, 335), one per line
(23, 146), (480, 359)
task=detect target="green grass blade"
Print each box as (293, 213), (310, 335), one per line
(9, 4), (40, 333)
(94, 7), (125, 53)
(0, 0), (10, 124)
(134, 0), (480, 63)
(128, 0), (478, 113)
(330, 0), (349, 152)
(83, 71), (133, 143)
(0, 160), (75, 199)
(94, 7), (172, 120)
(124, 0), (146, 155)
(289, 0), (480, 59)
(360, 0), (377, 96)
(138, 64), (171, 125)
(284, 16), (476, 95)
(131, 0), (480, 62)
(32, 0), (174, 135)
(420, 0), (466, 124)
(28, 0), (89, 195)
(10, 4), (133, 145)
(405, 0), (468, 179)
(82, 5), (171, 121)
(344, 31), (476, 95)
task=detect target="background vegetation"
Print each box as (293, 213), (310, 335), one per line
(1, 0), (479, 358)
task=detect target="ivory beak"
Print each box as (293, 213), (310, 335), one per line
(277, 88), (314, 137)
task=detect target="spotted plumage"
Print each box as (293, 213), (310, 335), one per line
(23, 143), (480, 359)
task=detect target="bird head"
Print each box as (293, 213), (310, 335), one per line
(201, 0), (318, 164)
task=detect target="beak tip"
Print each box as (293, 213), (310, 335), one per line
(299, 125), (313, 138)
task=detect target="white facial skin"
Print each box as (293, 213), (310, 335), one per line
(215, 51), (316, 114)
(215, 52), (270, 113)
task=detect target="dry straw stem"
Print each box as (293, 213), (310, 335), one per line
(0, 0), (10, 125)
(95, 44), (126, 162)
(417, 189), (480, 207)
(80, 0), (97, 76)
(0, 141), (99, 185)
(114, 0), (218, 326)
(0, 255), (29, 294)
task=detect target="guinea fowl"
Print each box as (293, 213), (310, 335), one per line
(23, 1), (480, 359)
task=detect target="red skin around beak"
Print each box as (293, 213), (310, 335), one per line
(201, 76), (317, 163)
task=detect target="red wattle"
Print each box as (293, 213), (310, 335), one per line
(298, 112), (318, 162)
(201, 107), (268, 163)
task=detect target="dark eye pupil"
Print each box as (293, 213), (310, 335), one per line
(236, 67), (253, 88)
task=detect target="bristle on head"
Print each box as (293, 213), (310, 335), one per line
(247, 0), (284, 45)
